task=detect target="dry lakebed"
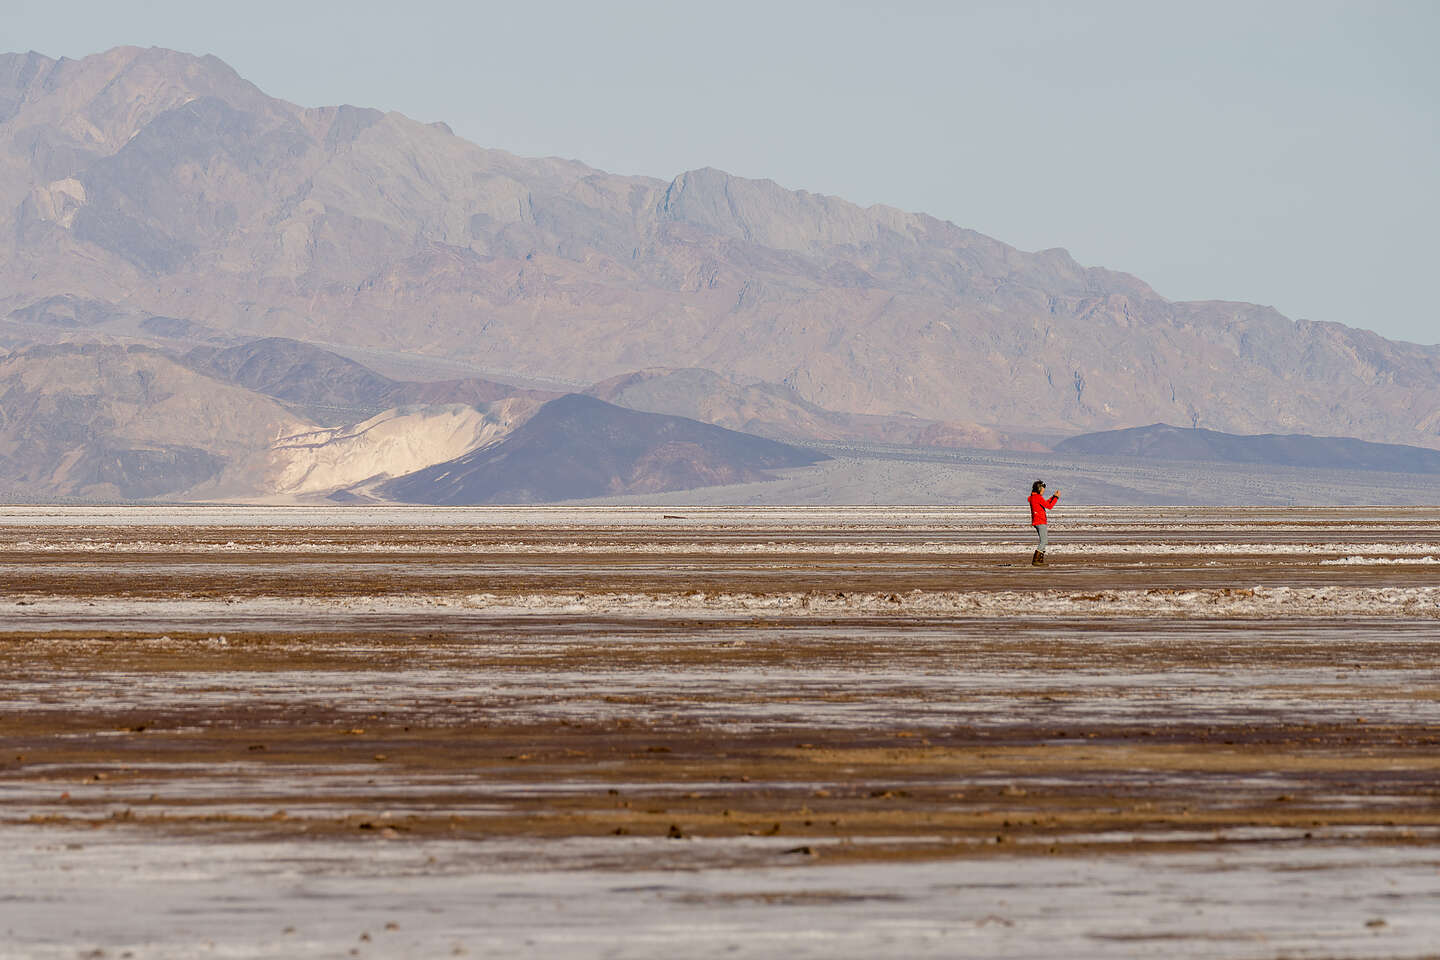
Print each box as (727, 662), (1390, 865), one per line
(1, 505), (1438, 958)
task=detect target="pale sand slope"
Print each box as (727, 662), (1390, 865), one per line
(210, 398), (537, 499)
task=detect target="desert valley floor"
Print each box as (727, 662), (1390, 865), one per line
(1, 505), (1438, 958)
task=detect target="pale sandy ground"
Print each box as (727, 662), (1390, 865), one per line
(2, 506), (1439, 958)
(6, 832), (1438, 959)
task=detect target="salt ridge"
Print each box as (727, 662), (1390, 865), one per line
(8, 585), (1439, 619)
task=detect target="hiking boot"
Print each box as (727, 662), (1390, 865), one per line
(1031, 550), (1044, 566)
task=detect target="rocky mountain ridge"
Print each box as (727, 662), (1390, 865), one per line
(0, 342), (306, 499)
(3, 47), (1437, 452)
(183, 337), (555, 425)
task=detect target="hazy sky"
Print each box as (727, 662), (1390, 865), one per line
(7, 0), (1438, 345)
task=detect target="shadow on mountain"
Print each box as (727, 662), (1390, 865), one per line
(378, 394), (830, 504)
(186, 337), (549, 424)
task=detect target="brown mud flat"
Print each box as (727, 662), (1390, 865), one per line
(3, 511), (1438, 872)
(4, 509), (1440, 955)
(7, 698), (1440, 866)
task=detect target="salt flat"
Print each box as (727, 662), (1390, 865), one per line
(1, 506), (1438, 958)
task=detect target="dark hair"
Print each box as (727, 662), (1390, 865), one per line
(1031, 480), (1045, 494)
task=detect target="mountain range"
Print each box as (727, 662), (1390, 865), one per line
(2, 46), (1438, 503)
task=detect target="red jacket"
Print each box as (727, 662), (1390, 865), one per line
(1028, 491), (1059, 525)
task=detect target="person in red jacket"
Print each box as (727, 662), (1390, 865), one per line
(1027, 480), (1059, 565)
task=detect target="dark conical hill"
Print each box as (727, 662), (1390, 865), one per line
(379, 394), (829, 504)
